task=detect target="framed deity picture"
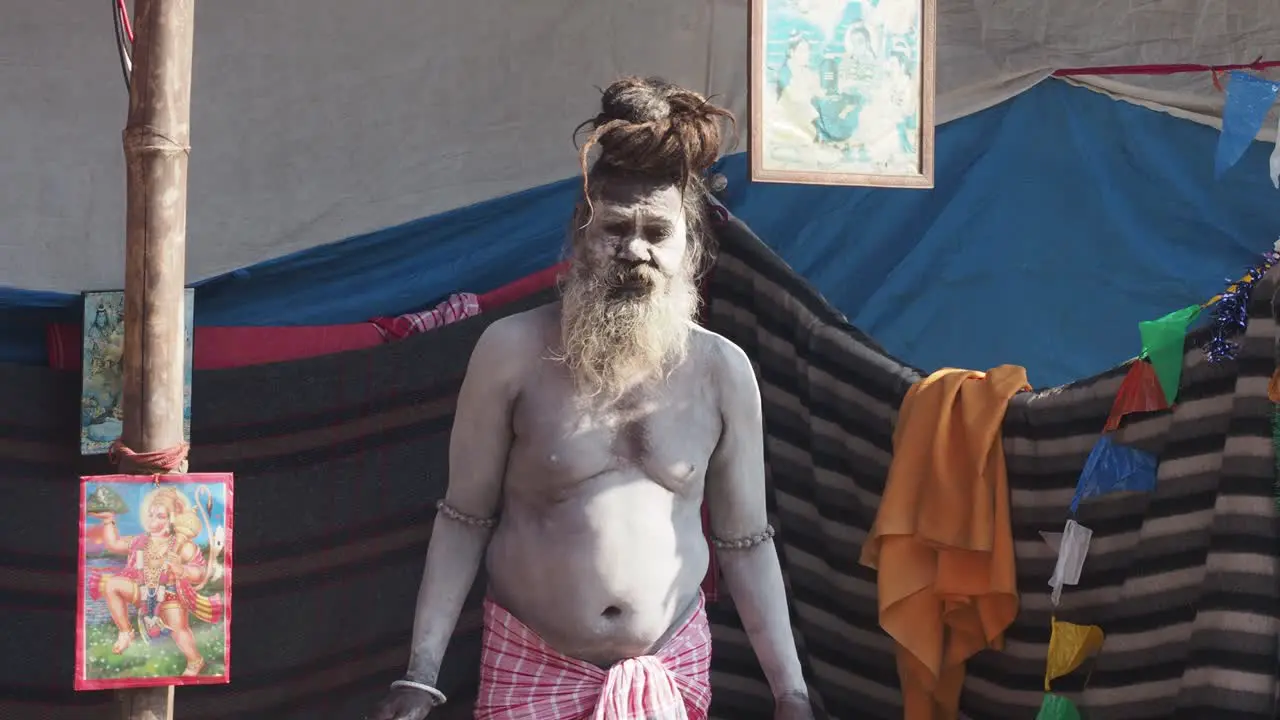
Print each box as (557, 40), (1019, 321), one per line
(749, 0), (937, 187)
(75, 473), (233, 691)
(80, 289), (195, 455)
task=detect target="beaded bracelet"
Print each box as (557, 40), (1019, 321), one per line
(711, 523), (776, 550)
(435, 500), (497, 529)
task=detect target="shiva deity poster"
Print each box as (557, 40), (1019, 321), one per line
(80, 289), (195, 455)
(749, 0), (936, 187)
(75, 473), (233, 690)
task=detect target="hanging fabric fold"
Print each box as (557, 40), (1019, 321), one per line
(860, 366), (1028, 720)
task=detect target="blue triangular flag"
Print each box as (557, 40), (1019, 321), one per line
(1070, 435), (1158, 513)
(1215, 71), (1280, 178)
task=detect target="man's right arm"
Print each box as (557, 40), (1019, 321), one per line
(402, 317), (523, 686)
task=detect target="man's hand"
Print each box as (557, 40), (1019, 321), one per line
(366, 687), (435, 720)
(774, 693), (815, 720)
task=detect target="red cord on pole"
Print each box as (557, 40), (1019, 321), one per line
(109, 439), (189, 473)
(117, 0), (134, 43)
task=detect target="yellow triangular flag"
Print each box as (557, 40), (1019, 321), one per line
(1045, 617), (1105, 691)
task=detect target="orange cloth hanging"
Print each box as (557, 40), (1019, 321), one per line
(860, 366), (1028, 720)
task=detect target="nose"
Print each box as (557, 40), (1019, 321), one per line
(616, 236), (650, 263)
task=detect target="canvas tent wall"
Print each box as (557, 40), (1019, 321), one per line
(2, 0), (1280, 385)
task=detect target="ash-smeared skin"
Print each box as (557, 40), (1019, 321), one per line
(367, 183), (811, 720)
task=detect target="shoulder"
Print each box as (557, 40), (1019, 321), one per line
(690, 326), (758, 400)
(465, 305), (554, 391)
(470, 306), (548, 365)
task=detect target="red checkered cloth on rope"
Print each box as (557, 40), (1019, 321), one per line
(474, 595), (712, 719)
(370, 292), (482, 341)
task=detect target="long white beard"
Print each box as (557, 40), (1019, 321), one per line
(559, 265), (698, 398)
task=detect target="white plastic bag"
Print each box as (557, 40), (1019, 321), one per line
(1270, 113), (1280, 188)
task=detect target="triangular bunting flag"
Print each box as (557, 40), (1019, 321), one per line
(1047, 520), (1092, 606)
(1070, 435), (1158, 513)
(1138, 304), (1201, 405)
(1103, 359), (1169, 432)
(1272, 406), (1280, 513)
(1045, 618), (1105, 690)
(1036, 693), (1082, 720)
(1216, 71), (1280, 178)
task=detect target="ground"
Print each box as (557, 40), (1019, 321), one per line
(84, 621), (226, 679)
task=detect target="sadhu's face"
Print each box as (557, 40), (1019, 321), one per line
(560, 179), (701, 397)
(146, 503), (171, 533)
(573, 181), (690, 300)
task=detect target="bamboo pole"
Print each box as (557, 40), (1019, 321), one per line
(116, 0), (196, 718)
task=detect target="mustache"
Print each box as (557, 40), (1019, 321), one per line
(606, 262), (663, 288)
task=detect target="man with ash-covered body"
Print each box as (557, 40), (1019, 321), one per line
(369, 77), (814, 720)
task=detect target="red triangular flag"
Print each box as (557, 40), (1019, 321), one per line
(1103, 360), (1169, 432)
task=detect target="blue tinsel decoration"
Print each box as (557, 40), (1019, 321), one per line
(1204, 252), (1279, 363)
(1203, 335), (1239, 364)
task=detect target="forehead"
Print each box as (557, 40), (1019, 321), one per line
(592, 180), (685, 220)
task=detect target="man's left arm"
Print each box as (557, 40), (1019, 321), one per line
(705, 340), (811, 715)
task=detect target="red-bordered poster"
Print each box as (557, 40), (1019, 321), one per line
(75, 473), (233, 691)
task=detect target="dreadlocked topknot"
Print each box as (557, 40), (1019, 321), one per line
(574, 76), (737, 210)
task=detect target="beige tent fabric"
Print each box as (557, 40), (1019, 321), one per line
(2, 0), (1279, 291)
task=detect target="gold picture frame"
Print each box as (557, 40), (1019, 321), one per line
(749, 0), (937, 188)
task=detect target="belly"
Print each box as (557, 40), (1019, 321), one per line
(485, 474), (708, 665)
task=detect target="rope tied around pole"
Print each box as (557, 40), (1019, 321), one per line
(122, 124), (191, 156)
(109, 439), (190, 475)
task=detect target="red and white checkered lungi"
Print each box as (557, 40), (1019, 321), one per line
(474, 594), (712, 719)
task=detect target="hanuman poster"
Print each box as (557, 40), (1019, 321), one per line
(75, 473), (233, 690)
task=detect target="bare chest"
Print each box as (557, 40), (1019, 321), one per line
(509, 366), (722, 498)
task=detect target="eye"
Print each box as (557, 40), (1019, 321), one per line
(646, 226), (672, 243)
(602, 222), (629, 237)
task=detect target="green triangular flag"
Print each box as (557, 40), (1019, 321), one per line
(1138, 304), (1201, 405)
(1036, 693), (1082, 720)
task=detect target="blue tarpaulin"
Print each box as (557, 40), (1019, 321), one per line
(2, 80), (1278, 385)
